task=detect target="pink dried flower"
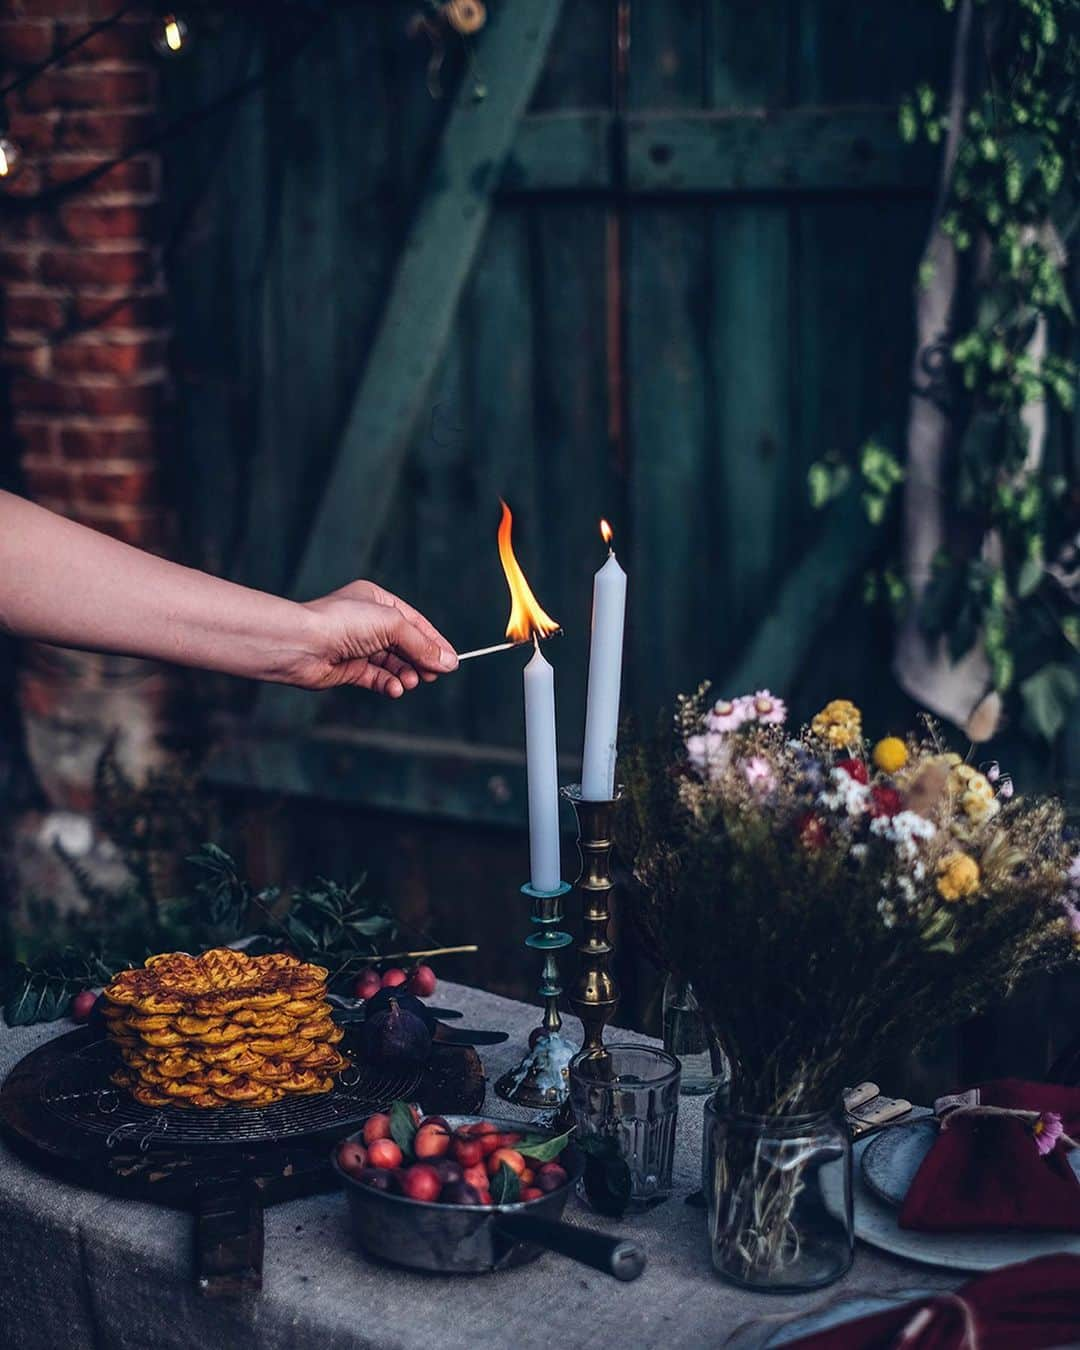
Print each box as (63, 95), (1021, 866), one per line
(1033, 1112), (1064, 1156)
(1068, 854), (1080, 889)
(742, 756), (775, 794)
(997, 777), (1014, 800)
(750, 690), (787, 726)
(706, 698), (749, 733)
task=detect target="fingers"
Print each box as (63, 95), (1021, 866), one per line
(329, 580), (457, 671)
(385, 610), (458, 675)
(368, 650), (420, 691)
(334, 659), (406, 699)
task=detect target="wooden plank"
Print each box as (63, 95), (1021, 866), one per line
(208, 722), (582, 827)
(624, 108), (936, 194)
(502, 111), (613, 193)
(258, 0), (566, 732)
(722, 493), (879, 696)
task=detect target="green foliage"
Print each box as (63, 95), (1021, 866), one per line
(1020, 662), (1080, 739)
(490, 1162), (520, 1205)
(2, 950), (118, 1027)
(896, 0), (1080, 734)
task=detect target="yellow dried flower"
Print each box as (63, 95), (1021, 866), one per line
(952, 763), (978, 785)
(936, 851), (981, 902)
(811, 699), (862, 749)
(872, 737), (908, 774)
(961, 785), (1000, 824)
(442, 0), (486, 34)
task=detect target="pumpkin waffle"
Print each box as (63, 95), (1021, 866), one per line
(103, 947), (346, 1108)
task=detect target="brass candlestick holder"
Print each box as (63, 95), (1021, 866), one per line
(494, 881), (575, 1108)
(562, 784), (620, 1058)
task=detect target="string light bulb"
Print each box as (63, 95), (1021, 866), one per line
(152, 12), (192, 58)
(0, 135), (22, 184)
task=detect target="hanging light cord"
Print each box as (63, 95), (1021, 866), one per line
(0, 3), (140, 103)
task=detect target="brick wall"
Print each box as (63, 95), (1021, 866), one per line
(0, 2), (175, 898)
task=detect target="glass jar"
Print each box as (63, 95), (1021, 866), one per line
(661, 975), (729, 1096)
(707, 1105), (853, 1292)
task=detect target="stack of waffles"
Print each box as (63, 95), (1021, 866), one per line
(102, 948), (348, 1108)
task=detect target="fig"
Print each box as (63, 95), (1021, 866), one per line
(534, 1169), (566, 1194)
(355, 1167), (394, 1191)
(362, 996), (432, 1066)
(442, 1182), (484, 1206)
(432, 1159), (463, 1186)
(364, 987), (437, 1033)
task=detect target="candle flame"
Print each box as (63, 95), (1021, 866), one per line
(164, 16), (184, 50)
(599, 518), (613, 546)
(497, 500), (560, 643)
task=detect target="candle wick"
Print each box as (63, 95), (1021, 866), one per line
(532, 632), (541, 653)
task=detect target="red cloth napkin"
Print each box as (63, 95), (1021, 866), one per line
(785, 1254), (1080, 1349)
(899, 1079), (1080, 1233)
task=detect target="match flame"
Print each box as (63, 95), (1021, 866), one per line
(497, 500), (560, 643)
(600, 518), (613, 546)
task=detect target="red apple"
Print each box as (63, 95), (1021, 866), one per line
(407, 964), (437, 998)
(400, 1164), (442, 1203)
(362, 1112), (392, 1145)
(70, 990), (97, 1023)
(521, 1187), (544, 1202)
(414, 1123), (451, 1160)
(380, 968), (408, 989)
(366, 1138), (403, 1170)
(353, 967), (382, 1000)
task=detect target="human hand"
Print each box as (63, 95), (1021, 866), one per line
(293, 580), (458, 697)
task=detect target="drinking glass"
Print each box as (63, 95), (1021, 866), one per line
(568, 1043), (680, 1213)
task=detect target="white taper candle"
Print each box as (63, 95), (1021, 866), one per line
(524, 640), (562, 892)
(581, 549), (627, 800)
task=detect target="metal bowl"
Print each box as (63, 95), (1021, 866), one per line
(332, 1113), (642, 1278)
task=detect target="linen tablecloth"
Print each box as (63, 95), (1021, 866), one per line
(0, 981), (960, 1350)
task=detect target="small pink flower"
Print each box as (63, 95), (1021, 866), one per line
(997, 777), (1014, 800)
(742, 756), (775, 794)
(750, 689), (787, 726)
(1061, 898), (1080, 934)
(985, 762), (1001, 783)
(1033, 1112), (1064, 1156)
(1068, 854), (1080, 888)
(686, 731), (729, 781)
(706, 698), (749, 733)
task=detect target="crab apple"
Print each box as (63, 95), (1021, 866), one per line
(366, 1138), (403, 1170)
(476, 1191), (492, 1206)
(432, 1159), (463, 1186)
(336, 1140), (367, 1176)
(362, 1112), (392, 1145)
(452, 1135), (484, 1168)
(463, 1163), (490, 1192)
(521, 1187), (544, 1202)
(487, 1148), (526, 1179)
(70, 990), (97, 1022)
(400, 1164), (442, 1203)
(420, 1114), (450, 1133)
(414, 1123), (451, 1160)
(353, 967), (382, 1000)
(380, 968), (408, 989)
(495, 1131), (523, 1149)
(520, 1169), (534, 1186)
(407, 964), (437, 998)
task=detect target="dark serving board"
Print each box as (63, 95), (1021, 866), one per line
(0, 1025), (486, 1295)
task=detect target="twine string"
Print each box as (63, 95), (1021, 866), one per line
(939, 1104), (1080, 1150)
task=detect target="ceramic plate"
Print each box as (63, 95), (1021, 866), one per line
(819, 1134), (1080, 1272)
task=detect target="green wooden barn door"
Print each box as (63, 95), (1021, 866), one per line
(164, 1), (953, 826)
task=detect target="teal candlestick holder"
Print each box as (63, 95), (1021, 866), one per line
(494, 881), (575, 1109)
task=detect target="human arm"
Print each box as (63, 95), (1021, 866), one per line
(0, 492), (457, 698)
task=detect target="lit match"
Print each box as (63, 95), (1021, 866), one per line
(457, 501), (562, 663)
